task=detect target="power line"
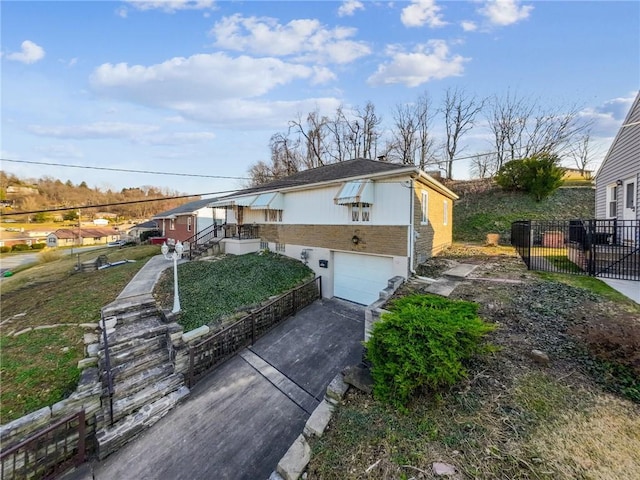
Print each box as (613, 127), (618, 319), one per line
(0, 158), (251, 181)
(0, 190), (239, 216)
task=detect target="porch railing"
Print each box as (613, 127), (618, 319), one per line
(0, 410), (86, 480)
(184, 223), (223, 260)
(187, 276), (322, 387)
(222, 224), (260, 240)
(511, 219), (640, 280)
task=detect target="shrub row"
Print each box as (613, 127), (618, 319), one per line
(1, 243), (47, 253)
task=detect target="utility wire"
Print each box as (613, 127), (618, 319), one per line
(0, 190), (239, 216)
(0, 158), (252, 181)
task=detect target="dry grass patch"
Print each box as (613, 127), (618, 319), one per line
(527, 394), (640, 479)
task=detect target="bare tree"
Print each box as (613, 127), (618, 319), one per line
(486, 91), (534, 173)
(469, 152), (495, 179)
(289, 110), (330, 169)
(414, 92), (437, 170)
(388, 102), (418, 164)
(441, 87), (485, 179)
(487, 92), (592, 175)
(566, 132), (593, 176)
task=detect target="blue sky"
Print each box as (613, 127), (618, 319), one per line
(1, 0), (638, 197)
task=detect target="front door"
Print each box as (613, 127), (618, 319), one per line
(622, 178), (637, 244)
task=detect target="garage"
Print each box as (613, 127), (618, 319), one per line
(333, 252), (394, 305)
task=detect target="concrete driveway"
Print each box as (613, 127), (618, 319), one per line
(64, 298), (364, 480)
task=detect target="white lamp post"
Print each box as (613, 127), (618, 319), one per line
(161, 241), (184, 313)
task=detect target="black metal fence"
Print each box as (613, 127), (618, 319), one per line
(0, 411), (86, 480)
(511, 219), (640, 280)
(187, 276), (322, 387)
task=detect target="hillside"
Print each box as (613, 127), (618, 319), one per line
(451, 180), (595, 243)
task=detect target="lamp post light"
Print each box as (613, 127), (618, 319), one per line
(161, 241), (184, 314)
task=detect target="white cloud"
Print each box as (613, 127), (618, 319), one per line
(35, 144), (84, 159)
(461, 20), (477, 32)
(579, 92), (638, 136)
(116, 7), (128, 18)
(135, 131), (216, 146)
(367, 40), (468, 87)
(479, 0), (533, 27)
(125, 0), (216, 13)
(6, 40), (45, 64)
(401, 0), (447, 28)
(210, 15), (371, 64)
(338, 0), (364, 17)
(89, 53), (341, 127)
(91, 53), (318, 101)
(27, 122), (160, 139)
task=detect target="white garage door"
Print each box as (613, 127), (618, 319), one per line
(334, 252), (394, 305)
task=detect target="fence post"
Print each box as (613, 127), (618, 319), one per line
(188, 347), (195, 388)
(251, 313), (256, 345)
(587, 219), (596, 275)
(77, 410), (86, 466)
(318, 276), (322, 299)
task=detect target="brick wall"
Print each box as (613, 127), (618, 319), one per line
(259, 224), (408, 256)
(413, 184), (454, 265)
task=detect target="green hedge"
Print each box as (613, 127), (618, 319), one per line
(366, 294), (496, 408)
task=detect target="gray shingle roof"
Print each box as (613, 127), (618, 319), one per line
(153, 198), (218, 218)
(221, 158), (412, 198)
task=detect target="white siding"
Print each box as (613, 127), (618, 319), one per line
(596, 92), (640, 220)
(275, 180), (410, 226)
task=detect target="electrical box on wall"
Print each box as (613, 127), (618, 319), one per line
(319, 259), (328, 268)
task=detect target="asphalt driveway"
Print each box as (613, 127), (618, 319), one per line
(63, 298), (364, 480)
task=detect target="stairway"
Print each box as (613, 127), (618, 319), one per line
(185, 224), (225, 260)
(95, 294), (189, 459)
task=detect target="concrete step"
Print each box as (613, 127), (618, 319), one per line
(102, 294), (158, 318)
(104, 349), (170, 385)
(103, 317), (168, 346)
(96, 385), (189, 459)
(110, 363), (175, 399)
(100, 336), (167, 367)
(105, 305), (161, 326)
(108, 373), (185, 425)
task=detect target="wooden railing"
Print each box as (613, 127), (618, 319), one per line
(187, 277), (322, 387)
(0, 411), (86, 480)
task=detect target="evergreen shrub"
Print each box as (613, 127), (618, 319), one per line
(366, 294), (496, 408)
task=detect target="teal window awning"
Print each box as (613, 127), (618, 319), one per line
(250, 192), (284, 210)
(209, 195), (257, 208)
(334, 181), (374, 205)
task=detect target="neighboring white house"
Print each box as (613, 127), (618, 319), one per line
(47, 228), (120, 247)
(209, 158), (458, 305)
(596, 91), (640, 224)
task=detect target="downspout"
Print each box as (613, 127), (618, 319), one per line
(408, 179), (416, 275)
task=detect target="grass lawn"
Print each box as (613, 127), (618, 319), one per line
(0, 245), (160, 423)
(154, 252), (314, 331)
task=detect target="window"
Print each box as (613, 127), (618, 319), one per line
(443, 199), (449, 226)
(260, 241), (269, 250)
(187, 217), (192, 232)
(264, 209), (283, 222)
(606, 185), (618, 218)
(350, 203), (371, 222)
(421, 191), (429, 224)
(169, 219), (175, 230)
(626, 182), (635, 209)
(276, 243), (285, 252)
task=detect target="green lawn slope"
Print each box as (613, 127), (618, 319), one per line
(451, 181), (595, 243)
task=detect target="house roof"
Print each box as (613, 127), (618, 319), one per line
(153, 198), (217, 219)
(132, 220), (158, 229)
(50, 228), (118, 239)
(213, 158), (458, 203)
(595, 91), (640, 179)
